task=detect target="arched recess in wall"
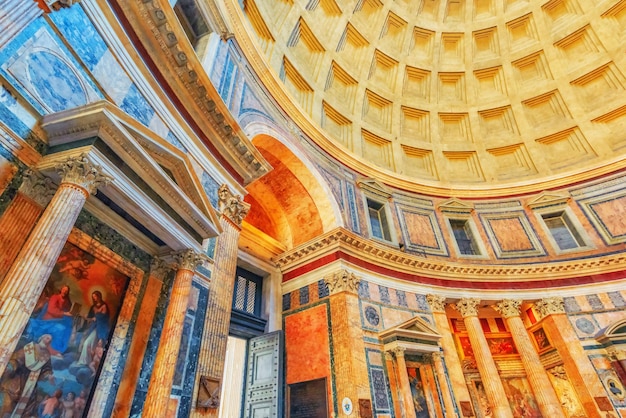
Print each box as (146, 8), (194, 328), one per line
(244, 133), (340, 250)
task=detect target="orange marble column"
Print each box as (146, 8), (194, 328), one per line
(534, 297), (613, 418)
(431, 351), (458, 418)
(390, 347), (417, 418)
(325, 270), (370, 414)
(190, 185), (249, 417)
(427, 294), (470, 417)
(494, 299), (565, 418)
(456, 298), (513, 418)
(0, 170), (55, 281)
(0, 155), (110, 377)
(143, 250), (205, 417)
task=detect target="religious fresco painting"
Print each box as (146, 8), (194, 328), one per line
(0, 241), (129, 417)
(407, 367), (431, 418)
(501, 377), (541, 417)
(532, 327), (551, 351)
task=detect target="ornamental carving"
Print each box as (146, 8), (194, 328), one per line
(173, 249), (206, 271)
(217, 184), (250, 226)
(36, 0), (82, 12)
(323, 269), (360, 295)
(389, 347), (406, 358)
(493, 299), (521, 318)
(455, 298), (480, 318)
(56, 155), (112, 195)
(426, 294), (447, 313)
(19, 169), (56, 207)
(534, 297), (565, 318)
(150, 257), (173, 280)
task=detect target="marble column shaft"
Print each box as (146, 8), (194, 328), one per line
(457, 299), (513, 418)
(535, 298), (608, 418)
(0, 156), (108, 377)
(190, 185), (248, 417)
(144, 251), (203, 417)
(431, 352), (458, 418)
(0, 0), (42, 48)
(494, 300), (565, 418)
(393, 348), (417, 418)
(427, 295), (470, 417)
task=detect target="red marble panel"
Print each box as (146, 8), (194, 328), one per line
(404, 212), (438, 248)
(285, 304), (331, 384)
(488, 217), (534, 251)
(591, 196), (626, 237)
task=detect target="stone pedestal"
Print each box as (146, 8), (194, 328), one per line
(494, 299), (565, 418)
(0, 156), (109, 377)
(456, 298), (513, 418)
(535, 297), (613, 418)
(190, 185), (249, 417)
(144, 251), (204, 417)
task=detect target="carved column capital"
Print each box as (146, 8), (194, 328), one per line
(493, 299), (521, 318)
(19, 169), (56, 207)
(455, 298), (480, 318)
(534, 297), (565, 318)
(391, 346), (406, 358)
(217, 184), (249, 226)
(323, 269), (360, 295)
(150, 257), (173, 281)
(173, 249), (206, 272)
(36, 0), (81, 12)
(426, 294), (447, 313)
(607, 347), (626, 361)
(55, 155), (112, 196)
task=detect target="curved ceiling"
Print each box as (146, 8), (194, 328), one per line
(229, 0), (626, 194)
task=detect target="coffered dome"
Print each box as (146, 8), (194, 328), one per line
(233, 0), (626, 194)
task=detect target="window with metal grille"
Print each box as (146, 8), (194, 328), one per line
(232, 268), (262, 317)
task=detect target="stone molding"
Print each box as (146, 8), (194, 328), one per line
(19, 169), (56, 207)
(150, 257), (173, 280)
(323, 269), (360, 295)
(56, 155), (112, 195)
(493, 299), (521, 318)
(534, 297), (566, 318)
(426, 294), (447, 313)
(217, 184), (250, 226)
(455, 298), (480, 318)
(173, 249), (206, 271)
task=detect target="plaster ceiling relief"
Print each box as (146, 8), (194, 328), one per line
(230, 0), (626, 195)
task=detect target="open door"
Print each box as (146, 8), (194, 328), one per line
(243, 330), (284, 418)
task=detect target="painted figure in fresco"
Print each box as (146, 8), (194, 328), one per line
(76, 291), (110, 370)
(72, 390), (86, 417)
(27, 285), (74, 353)
(408, 369), (430, 418)
(0, 334), (55, 417)
(38, 388), (63, 418)
(60, 391), (75, 418)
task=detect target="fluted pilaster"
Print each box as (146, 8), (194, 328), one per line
(144, 250), (205, 417)
(0, 155), (110, 377)
(494, 300), (565, 418)
(456, 298), (513, 418)
(390, 347), (417, 418)
(431, 351), (458, 418)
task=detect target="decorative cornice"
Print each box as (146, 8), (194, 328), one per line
(19, 170), (56, 207)
(56, 155), (112, 195)
(493, 299), (521, 318)
(218, 184), (250, 226)
(323, 269), (360, 295)
(455, 298), (480, 318)
(534, 297), (566, 317)
(426, 294), (447, 313)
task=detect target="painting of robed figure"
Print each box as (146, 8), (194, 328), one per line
(0, 241), (129, 417)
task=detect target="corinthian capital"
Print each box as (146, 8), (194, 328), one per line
(173, 249), (206, 271)
(426, 294), (447, 313)
(56, 155), (112, 195)
(37, 0), (81, 12)
(150, 257), (173, 280)
(323, 269), (360, 295)
(455, 298), (480, 318)
(217, 184), (250, 226)
(493, 299), (521, 318)
(19, 170), (56, 207)
(534, 297), (565, 318)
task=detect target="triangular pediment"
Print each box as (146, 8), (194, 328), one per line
(526, 190), (570, 209)
(379, 315), (441, 354)
(357, 177), (392, 199)
(438, 197), (474, 214)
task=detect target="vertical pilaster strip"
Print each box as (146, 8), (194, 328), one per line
(0, 170), (55, 281)
(390, 347), (417, 418)
(431, 351), (458, 418)
(494, 299), (565, 418)
(535, 297), (612, 418)
(456, 298), (513, 418)
(144, 251), (204, 417)
(0, 155), (111, 377)
(426, 294), (470, 417)
(190, 185), (249, 417)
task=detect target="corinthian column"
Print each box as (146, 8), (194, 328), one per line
(0, 155), (110, 376)
(191, 185), (249, 417)
(534, 297), (612, 418)
(431, 351), (458, 418)
(389, 347), (417, 418)
(456, 298), (513, 418)
(144, 250), (205, 417)
(493, 299), (564, 418)
(0, 170), (55, 281)
(426, 294), (470, 417)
